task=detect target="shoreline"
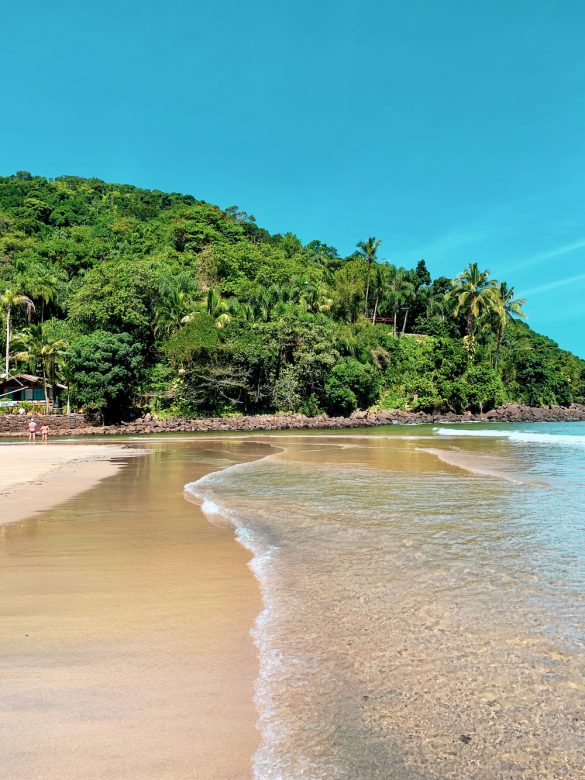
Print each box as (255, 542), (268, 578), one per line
(0, 440), (269, 778)
(1, 432), (581, 776)
(0, 443), (144, 527)
(2, 403), (585, 440)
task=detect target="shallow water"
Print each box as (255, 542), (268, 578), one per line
(188, 424), (585, 779)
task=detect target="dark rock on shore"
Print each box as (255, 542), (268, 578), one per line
(96, 403), (585, 435)
(3, 404), (584, 438)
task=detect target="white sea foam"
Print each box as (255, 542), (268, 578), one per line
(434, 427), (585, 447)
(183, 437), (585, 778)
(185, 460), (283, 779)
(199, 496), (226, 518)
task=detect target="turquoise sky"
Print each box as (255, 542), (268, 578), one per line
(2, 1), (584, 355)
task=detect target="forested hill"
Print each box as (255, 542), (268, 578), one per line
(1, 171), (584, 423)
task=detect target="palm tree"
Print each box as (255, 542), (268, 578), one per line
(356, 237), (382, 317)
(267, 284), (287, 308)
(252, 288), (272, 323)
(296, 281), (334, 314)
(445, 263), (498, 337)
(1, 288), (35, 377)
(23, 270), (60, 321)
(57, 354), (74, 414)
(13, 324), (68, 413)
(183, 289), (233, 328)
(370, 266), (386, 324)
(246, 285), (291, 323)
(424, 289), (447, 321)
(491, 282), (527, 367)
(386, 266), (415, 336)
(154, 288), (196, 338)
(237, 302), (257, 323)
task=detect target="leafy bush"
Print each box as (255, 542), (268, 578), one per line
(299, 393), (323, 417)
(68, 331), (144, 422)
(454, 365), (505, 413)
(323, 358), (379, 415)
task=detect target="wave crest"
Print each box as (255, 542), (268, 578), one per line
(434, 427), (585, 447)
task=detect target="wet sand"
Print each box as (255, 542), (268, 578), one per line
(0, 443), (142, 527)
(0, 440), (271, 779)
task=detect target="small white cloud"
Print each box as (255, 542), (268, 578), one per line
(522, 272), (585, 297)
(503, 238), (585, 274)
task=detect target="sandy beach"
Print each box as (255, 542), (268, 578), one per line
(0, 440), (268, 779)
(0, 442), (140, 527)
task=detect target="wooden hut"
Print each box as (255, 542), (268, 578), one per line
(0, 374), (65, 408)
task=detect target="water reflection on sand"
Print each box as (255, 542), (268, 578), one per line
(0, 439), (271, 780)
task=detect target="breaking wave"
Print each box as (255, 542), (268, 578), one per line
(434, 427), (585, 447)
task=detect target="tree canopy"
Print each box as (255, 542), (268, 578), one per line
(0, 172), (583, 422)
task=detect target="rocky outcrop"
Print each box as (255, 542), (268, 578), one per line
(484, 404), (585, 422)
(3, 405), (585, 438)
(95, 404), (585, 435)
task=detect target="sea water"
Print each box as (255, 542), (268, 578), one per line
(187, 424), (585, 779)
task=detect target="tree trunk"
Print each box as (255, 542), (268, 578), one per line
(494, 325), (504, 369)
(4, 306), (11, 376)
(393, 308), (397, 337)
(467, 294), (476, 335)
(50, 361), (58, 411)
(42, 363), (49, 415)
(401, 308), (409, 336)
(372, 293), (379, 324)
(364, 259), (372, 317)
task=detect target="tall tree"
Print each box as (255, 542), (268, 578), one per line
(23, 270), (61, 321)
(370, 266), (386, 324)
(385, 266), (415, 336)
(446, 263), (498, 337)
(13, 324), (68, 413)
(413, 259), (431, 289)
(491, 282), (527, 367)
(1, 288), (34, 377)
(356, 237), (382, 317)
(67, 331), (143, 423)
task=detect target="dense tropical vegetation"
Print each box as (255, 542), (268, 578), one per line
(1, 171), (583, 422)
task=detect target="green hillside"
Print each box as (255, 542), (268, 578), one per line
(1, 171), (583, 422)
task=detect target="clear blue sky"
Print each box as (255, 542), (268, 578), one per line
(2, 1), (584, 355)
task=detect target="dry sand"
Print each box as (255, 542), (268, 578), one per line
(0, 440), (265, 779)
(0, 442), (139, 526)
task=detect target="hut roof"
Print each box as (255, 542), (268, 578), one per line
(0, 373), (67, 390)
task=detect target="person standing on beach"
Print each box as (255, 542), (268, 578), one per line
(28, 418), (37, 442)
(40, 424), (50, 442)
